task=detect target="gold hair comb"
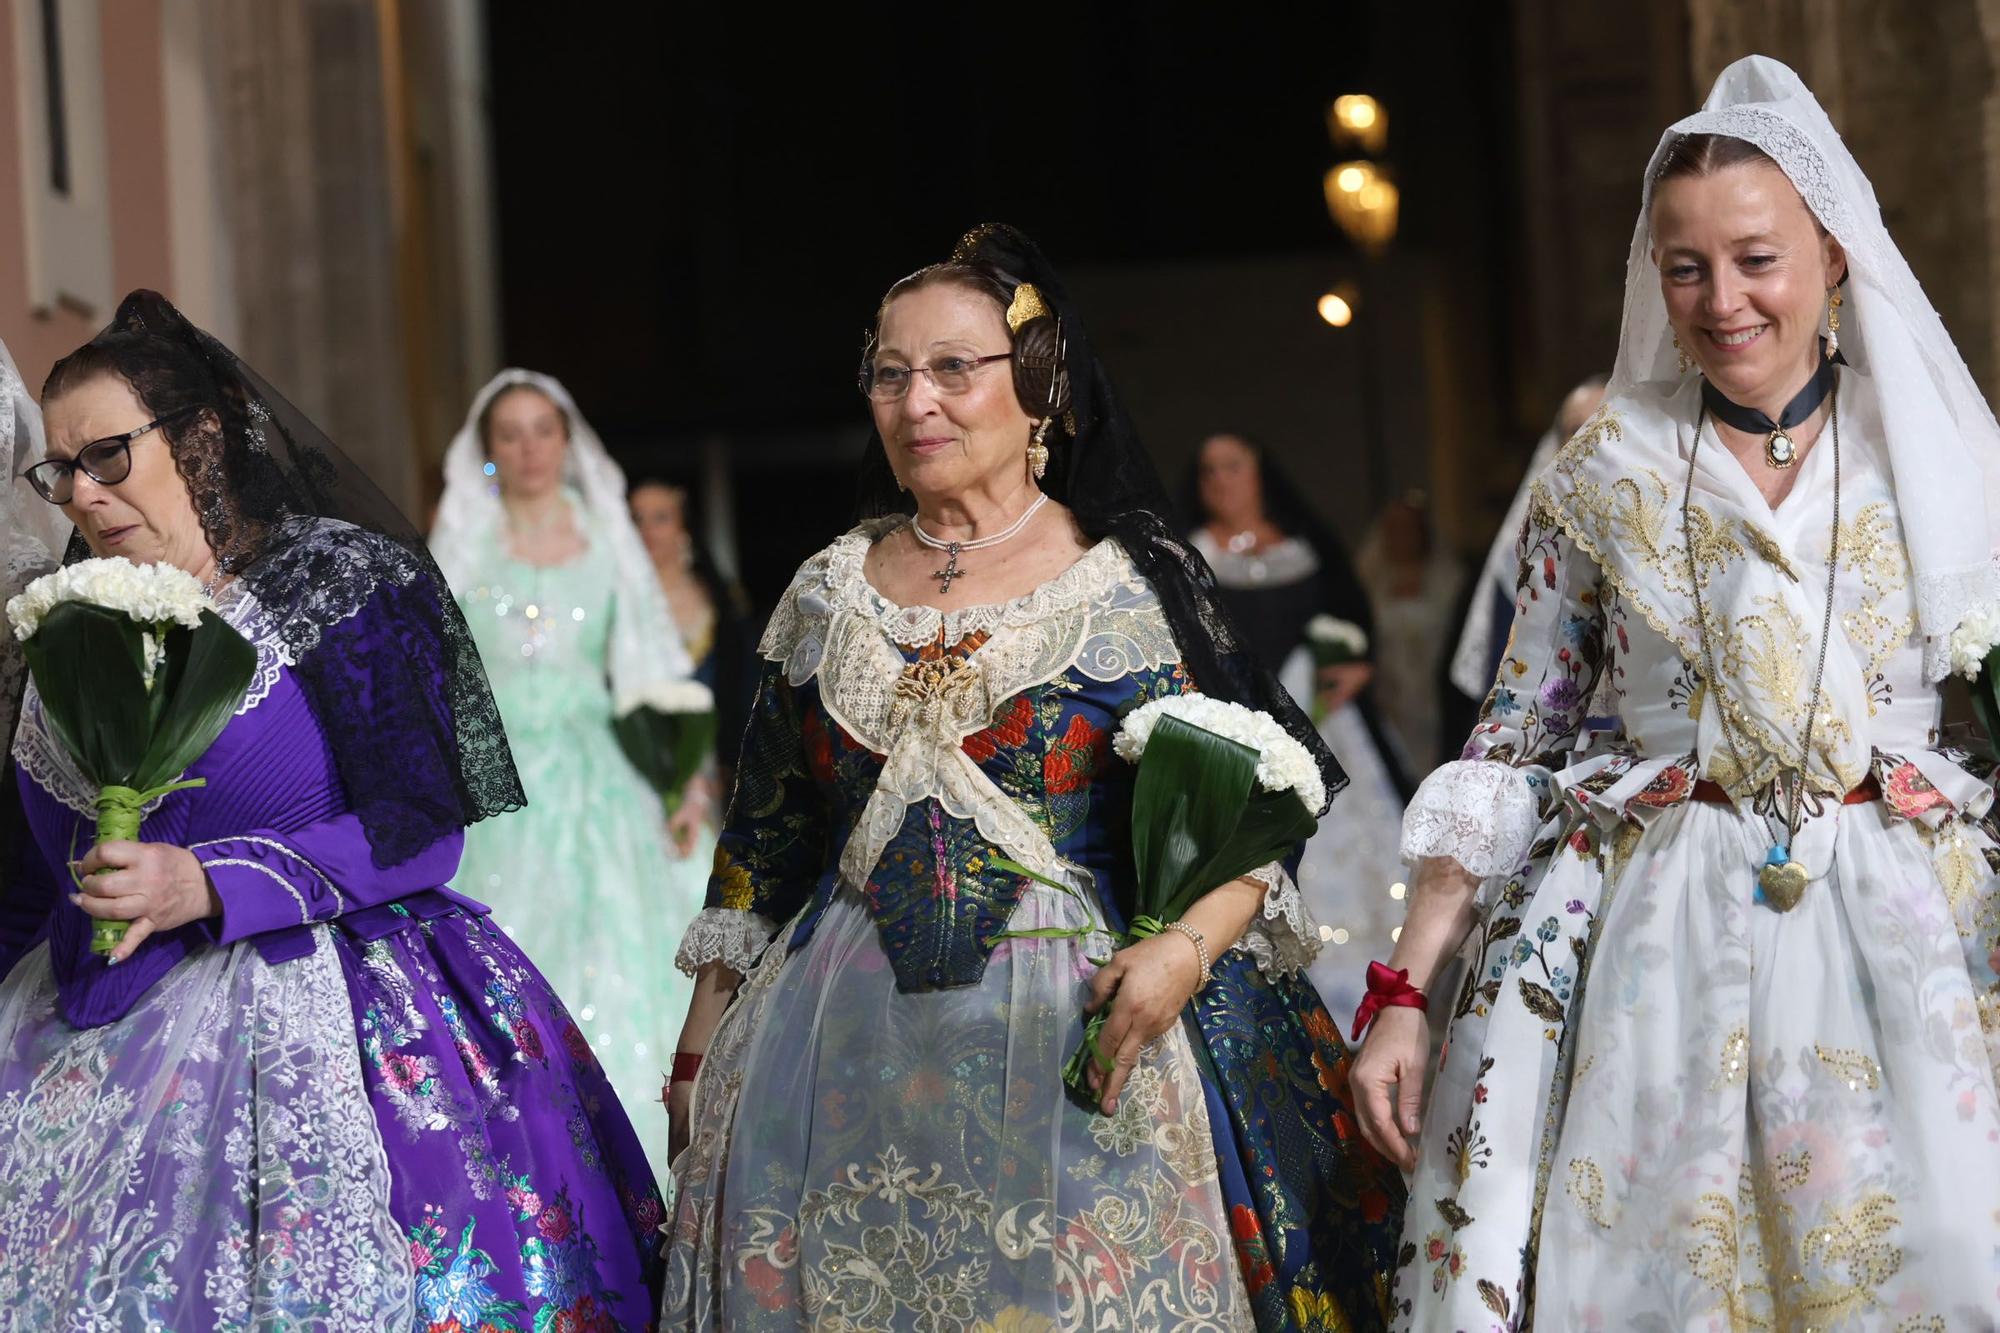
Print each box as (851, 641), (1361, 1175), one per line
(1005, 283), (1052, 333)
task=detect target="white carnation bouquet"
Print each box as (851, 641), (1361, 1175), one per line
(999, 693), (1322, 1109)
(613, 677), (719, 812)
(1304, 613), (1369, 665)
(5, 558), (256, 953)
(1949, 607), (2000, 755)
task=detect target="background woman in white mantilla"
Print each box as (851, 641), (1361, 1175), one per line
(431, 370), (697, 1175)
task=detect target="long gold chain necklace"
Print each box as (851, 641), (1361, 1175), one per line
(1682, 386), (1840, 912)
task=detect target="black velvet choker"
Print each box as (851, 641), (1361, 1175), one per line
(1699, 347), (1840, 469)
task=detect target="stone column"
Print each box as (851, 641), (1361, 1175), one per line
(194, 0), (413, 510)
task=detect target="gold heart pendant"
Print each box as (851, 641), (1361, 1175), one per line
(1758, 858), (1809, 912)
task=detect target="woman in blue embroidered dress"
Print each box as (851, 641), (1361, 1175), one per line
(0, 294), (663, 1330)
(659, 226), (1402, 1332)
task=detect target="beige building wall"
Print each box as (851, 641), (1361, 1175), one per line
(0, 0), (495, 518)
(0, 0), (177, 388)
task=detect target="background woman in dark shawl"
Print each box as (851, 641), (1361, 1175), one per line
(1184, 433), (1413, 1022)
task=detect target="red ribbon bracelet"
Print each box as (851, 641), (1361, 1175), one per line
(1350, 961), (1428, 1040)
(669, 1051), (704, 1086)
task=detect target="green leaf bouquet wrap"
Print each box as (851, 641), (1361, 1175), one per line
(613, 678), (718, 813)
(5, 558), (257, 954)
(996, 693), (1323, 1111)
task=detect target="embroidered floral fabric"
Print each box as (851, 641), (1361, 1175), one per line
(666, 526), (1404, 1330)
(1390, 383), (2000, 1328)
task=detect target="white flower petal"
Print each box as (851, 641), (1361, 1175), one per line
(1113, 694), (1324, 813)
(615, 679), (717, 717)
(4, 557), (212, 641)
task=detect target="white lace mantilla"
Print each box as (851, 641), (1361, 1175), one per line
(674, 907), (777, 977)
(10, 581), (291, 819)
(1400, 758), (1545, 881)
(1, 528), (58, 747)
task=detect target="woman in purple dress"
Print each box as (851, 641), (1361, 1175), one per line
(0, 292), (664, 1330)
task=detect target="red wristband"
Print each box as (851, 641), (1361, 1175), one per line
(1350, 961), (1428, 1040)
(669, 1051), (704, 1086)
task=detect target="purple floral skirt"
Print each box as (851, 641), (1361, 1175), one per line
(0, 903), (663, 1331)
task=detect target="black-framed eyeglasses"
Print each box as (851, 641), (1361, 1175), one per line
(21, 405), (200, 504)
(859, 352), (1011, 402)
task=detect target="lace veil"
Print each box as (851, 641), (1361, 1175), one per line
(40, 291), (525, 866)
(1610, 55), (2000, 680)
(431, 370), (692, 705)
(1, 340), (67, 751)
(3, 340), (69, 909)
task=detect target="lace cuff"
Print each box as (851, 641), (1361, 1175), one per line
(1400, 759), (1544, 879)
(674, 908), (777, 977)
(1232, 862), (1318, 978)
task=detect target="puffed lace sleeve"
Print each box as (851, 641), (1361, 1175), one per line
(1401, 504), (1607, 877)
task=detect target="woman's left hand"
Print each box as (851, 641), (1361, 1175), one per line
(1082, 931), (1203, 1114)
(71, 841), (223, 963)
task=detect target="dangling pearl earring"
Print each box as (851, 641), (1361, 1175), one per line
(1824, 287), (1843, 360)
(1026, 419), (1051, 481)
(1671, 330), (1695, 376)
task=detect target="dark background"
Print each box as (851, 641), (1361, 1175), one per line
(487, 9), (1520, 600)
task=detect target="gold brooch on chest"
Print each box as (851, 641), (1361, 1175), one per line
(895, 655), (980, 708)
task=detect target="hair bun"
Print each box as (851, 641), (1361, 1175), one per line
(1011, 316), (1072, 422)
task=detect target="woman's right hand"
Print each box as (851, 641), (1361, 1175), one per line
(665, 961), (742, 1163)
(1352, 1005), (1431, 1171)
(666, 1072), (694, 1161)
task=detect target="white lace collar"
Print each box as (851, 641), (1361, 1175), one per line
(756, 520), (1179, 895)
(1188, 529), (1320, 590)
(812, 517), (1132, 648)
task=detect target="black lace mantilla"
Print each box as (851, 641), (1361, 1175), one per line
(48, 291), (523, 866)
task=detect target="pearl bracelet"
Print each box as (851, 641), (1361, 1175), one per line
(1164, 920), (1212, 989)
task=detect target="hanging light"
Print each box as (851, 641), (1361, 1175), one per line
(1317, 292), (1354, 327)
(1329, 94), (1387, 154)
(1324, 160), (1399, 255)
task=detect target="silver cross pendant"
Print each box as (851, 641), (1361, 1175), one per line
(931, 541), (963, 594)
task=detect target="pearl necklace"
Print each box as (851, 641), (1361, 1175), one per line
(911, 492), (1050, 594)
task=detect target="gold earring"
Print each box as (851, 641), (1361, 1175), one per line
(1825, 287), (1843, 360)
(1027, 420), (1051, 481)
(1671, 330), (1695, 375)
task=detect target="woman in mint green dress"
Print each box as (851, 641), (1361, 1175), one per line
(431, 369), (695, 1175)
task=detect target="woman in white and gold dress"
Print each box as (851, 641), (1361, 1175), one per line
(1354, 57), (2000, 1327)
